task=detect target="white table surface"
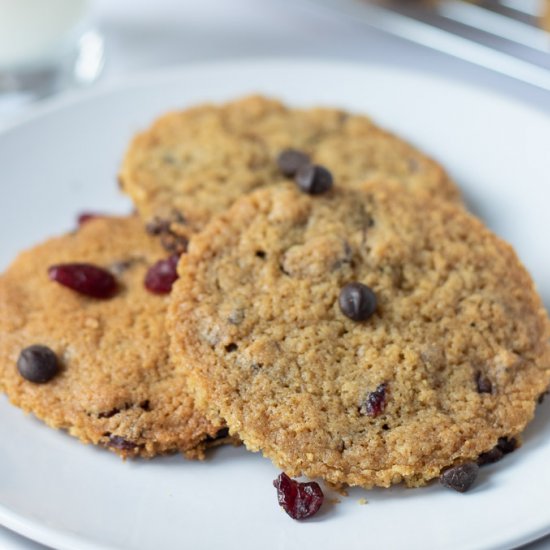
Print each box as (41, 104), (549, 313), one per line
(1, 0), (549, 548)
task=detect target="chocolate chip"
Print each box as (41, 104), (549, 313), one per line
(277, 149), (310, 177)
(497, 437), (517, 454)
(477, 447), (504, 466)
(295, 164), (333, 195)
(478, 437), (517, 466)
(225, 343), (238, 353)
(359, 383), (388, 417)
(339, 282), (377, 321)
(255, 250), (266, 259)
(17, 345), (59, 383)
(107, 435), (138, 452)
(475, 371), (493, 394)
(139, 400), (151, 411)
(440, 462), (479, 493)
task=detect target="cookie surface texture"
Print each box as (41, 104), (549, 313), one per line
(168, 181), (550, 487)
(0, 216), (223, 458)
(119, 95), (459, 232)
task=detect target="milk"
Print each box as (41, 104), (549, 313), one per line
(0, 0), (91, 69)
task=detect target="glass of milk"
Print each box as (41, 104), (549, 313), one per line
(0, 0), (104, 107)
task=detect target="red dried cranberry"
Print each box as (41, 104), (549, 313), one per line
(77, 212), (102, 226)
(273, 473), (324, 520)
(359, 383), (388, 417)
(48, 263), (117, 299)
(144, 254), (180, 294)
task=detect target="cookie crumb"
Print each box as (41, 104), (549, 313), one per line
(358, 498), (368, 505)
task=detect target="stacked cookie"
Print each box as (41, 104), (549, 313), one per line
(1, 97), (549, 507)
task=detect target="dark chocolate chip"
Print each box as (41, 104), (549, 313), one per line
(277, 149), (310, 177)
(440, 462), (479, 493)
(17, 345), (59, 383)
(107, 435), (138, 452)
(139, 400), (151, 411)
(359, 383), (388, 417)
(255, 250), (266, 259)
(225, 343), (238, 353)
(478, 437), (517, 466)
(497, 437), (517, 454)
(475, 371), (493, 394)
(477, 447), (504, 466)
(339, 282), (377, 321)
(295, 164), (333, 195)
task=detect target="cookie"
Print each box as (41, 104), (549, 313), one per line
(168, 181), (550, 488)
(119, 95), (459, 234)
(0, 216), (225, 458)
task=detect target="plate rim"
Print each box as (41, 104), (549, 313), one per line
(1, 57), (549, 139)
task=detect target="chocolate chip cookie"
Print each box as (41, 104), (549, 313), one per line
(119, 95), (459, 233)
(0, 216), (225, 458)
(168, 181), (550, 488)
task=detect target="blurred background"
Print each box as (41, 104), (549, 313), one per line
(0, 0), (549, 126)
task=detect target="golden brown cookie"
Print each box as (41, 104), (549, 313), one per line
(168, 181), (550, 488)
(0, 216), (226, 458)
(119, 95), (459, 234)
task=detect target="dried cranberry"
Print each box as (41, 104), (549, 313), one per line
(77, 212), (102, 226)
(273, 473), (324, 520)
(48, 263), (117, 299)
(359, 383), (388, 417)
(277, 149), (310, 177)
(144, 254), (180, 294)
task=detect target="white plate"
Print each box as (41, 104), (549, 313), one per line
(0, 60), (549, 550)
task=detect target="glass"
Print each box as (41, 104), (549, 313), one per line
(0, 0), (104, 111)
